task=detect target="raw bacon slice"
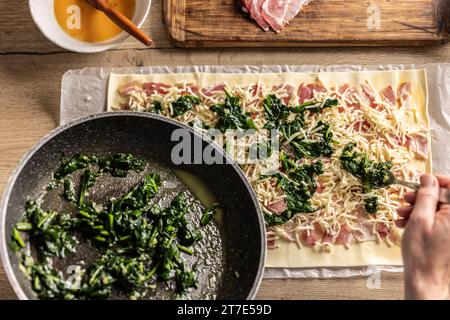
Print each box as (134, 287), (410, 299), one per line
(354, 221), (378, 242)
(298, 83), (313, 104)
(238, 0), (250, 12)
(272, 84), (295, 105)
(177, 83), (200, 95)
(302, 226), (324, 246)
(202, 84), (226, 97)
(244, 0), (270, 31)
(261, 0), (312, 33)
(408, 134), (429, 160)
(335, 225), (355, 246)
(380, 85), (397, 106)
(117, 81), (142, 97)
(398, 82), (412, 108)
(376, 222), (391, 239)
(250, 83), (263, 97)
(143, 82), (172, 95)
(361, 82), (376, 106)
(298, 82), (326, 103)
(322, 232), (334, 244)
(267, 199), (288, 214)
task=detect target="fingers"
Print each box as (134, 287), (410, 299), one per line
(404, 192), (417, 205)
(410, 174), (439, 228)
(395, 218), (408, 228)
(436, 175), (450, 188)
(397, 206), (413, 218)
(396, 206), (413, 228)
(436, 204), (450, 217)
(404, 178), (450, 205)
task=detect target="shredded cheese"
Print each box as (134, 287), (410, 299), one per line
(113, 79), (429, 251)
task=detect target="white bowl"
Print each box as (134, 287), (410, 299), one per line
(29, 0), (151, 53)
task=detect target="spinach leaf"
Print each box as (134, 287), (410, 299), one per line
(113, 173), (160, 212)
(339, 143), (394, 214)
(78, 169), (96, 206)
(12, 153), (209, 300)
(265, 158), (324, 226)
(303, 98), (339, 113)
(263, 95), (292, 130)
(20, 200), (78, 258)
(365, 196), (379, 214)
(210, 90), (257, 132)
(264, 211), (292, 227)
(290, 122), (334, 159)
(171, 95), (201, 118)
(200, 203), (220, 227)
(153, 100), (163, 113)
(63, 178), (76, 203)
(54, 154), (95, 179)
(99, 153), (147, 177)
(339, 143), (393, 191)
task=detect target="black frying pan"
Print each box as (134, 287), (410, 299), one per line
(0, 112), (266, 300)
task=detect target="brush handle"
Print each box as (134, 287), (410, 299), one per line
(84, 0), (152, 46)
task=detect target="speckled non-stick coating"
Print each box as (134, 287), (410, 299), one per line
(0, 112), (266, 300)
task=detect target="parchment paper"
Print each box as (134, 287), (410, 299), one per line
(60, 64), (450, 278)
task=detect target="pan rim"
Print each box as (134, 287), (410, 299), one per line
(0, 111), (266, 300)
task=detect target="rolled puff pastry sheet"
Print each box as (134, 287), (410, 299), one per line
(108, 69), (431, 268)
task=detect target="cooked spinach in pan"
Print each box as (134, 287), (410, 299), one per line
(10, 153), (219, 300)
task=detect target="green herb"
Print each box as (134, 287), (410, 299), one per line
(11, 227), (26, 249)
(99, 153), (147, 177)
(258, 94), (337, 226)
(114, 174), (160, 212)
(153, 100), (163, 113)
(19, 200), (78, 258)
(63, 178), (76, 203)
(278, 115), (305, 140)
(12, 153), (209, 299)
(265, 156), (324, 226)
(263, 95), (292, 130)
(175, 265), (197, 294)
(171, 95), (201, 118)
(302, 98), (339, 113)
(365, 196), (379, 214)
(290, 122), (334, 159)
(339, 143), (394, 214)
(263, 211), (292, 227)
(339, 143), (393, 191)
(210, 89), (257, 132)
(31, 262), (77, 300)
(54, 154), (95, 179)
(55, 153), (146, 180)
(262, 95), (336, 160)
(200, 203), (220, 227)
(78, 169), (96, 206)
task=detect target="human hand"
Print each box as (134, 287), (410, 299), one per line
(397, 174), (450, 300)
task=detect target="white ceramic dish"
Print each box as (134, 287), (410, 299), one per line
(29, 0), (151, 53)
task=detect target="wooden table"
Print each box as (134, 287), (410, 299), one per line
(0, 1), (449, 300)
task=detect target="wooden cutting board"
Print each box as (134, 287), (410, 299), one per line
(163, 0), (449, 47)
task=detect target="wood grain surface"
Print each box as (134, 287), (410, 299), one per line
(164, 0), (450, 47)
(0, 0), (450, 300)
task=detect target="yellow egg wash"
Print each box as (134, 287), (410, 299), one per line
(54, 0), (136, 43)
